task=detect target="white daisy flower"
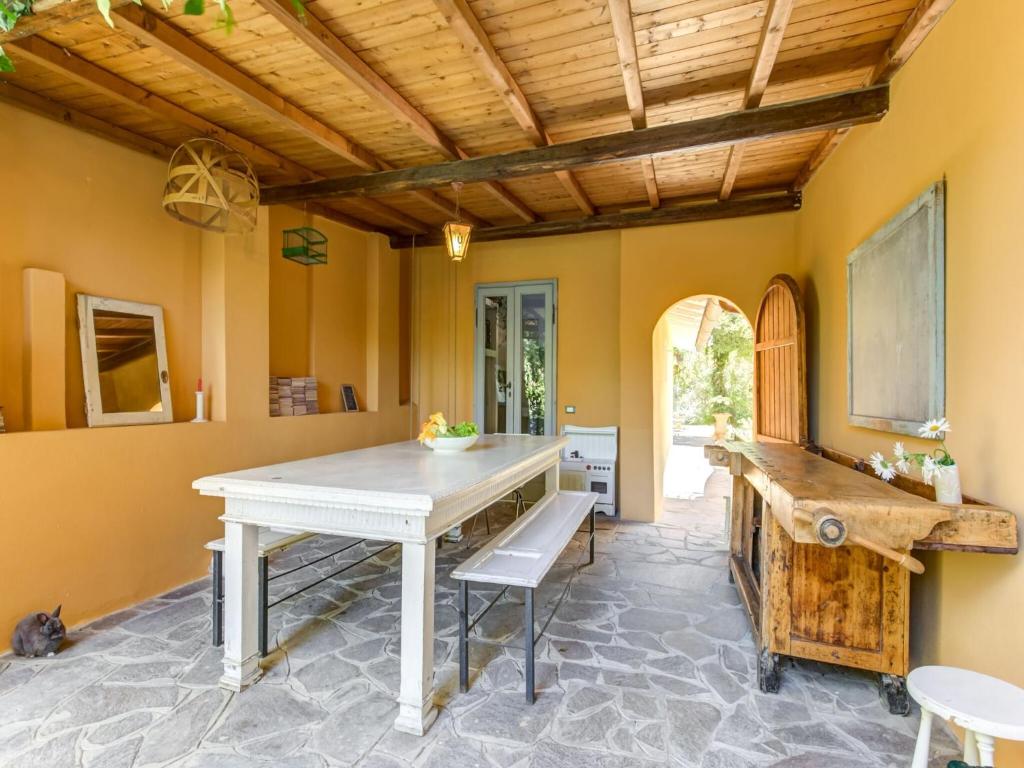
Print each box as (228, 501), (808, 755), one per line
(919, 418), (951, 439)
(922, 455), (939, 486)
(892, 442), (911, 474)
(869, 451), (896, 482)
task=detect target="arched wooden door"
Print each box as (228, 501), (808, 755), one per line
(753, 274), (807, 444)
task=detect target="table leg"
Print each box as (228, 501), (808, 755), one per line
(964, 730), (979, 764)
(395, 541), (438, 736)
(975, 733), (995, 767)
(910, 707), (932, 768)
(219, 521), (262, 692)
(545, 462), (560, 496)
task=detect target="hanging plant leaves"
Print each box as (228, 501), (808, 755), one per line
(215, 0), (234, 32)
(183, 0), (204, 15)
(95, 0), (114, 27)
(0, 49), (14, 73)
(289, 0), (305, 21)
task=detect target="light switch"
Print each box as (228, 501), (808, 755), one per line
(565, 405), (576, 414)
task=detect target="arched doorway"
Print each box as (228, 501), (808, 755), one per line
(652, 295), (753, 525)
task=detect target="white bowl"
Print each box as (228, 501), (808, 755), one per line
(424, 434), (479, 453)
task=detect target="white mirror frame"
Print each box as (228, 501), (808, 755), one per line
(77, 294), (174, 427)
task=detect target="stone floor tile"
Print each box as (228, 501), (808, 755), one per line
(0, 468), (962, 768)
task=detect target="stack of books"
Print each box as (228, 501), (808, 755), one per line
(269, 377), (319, 416)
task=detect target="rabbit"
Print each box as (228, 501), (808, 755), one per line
(11, 605), (66, 658)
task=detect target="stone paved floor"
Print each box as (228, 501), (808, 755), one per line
(0, 465), (961, 768)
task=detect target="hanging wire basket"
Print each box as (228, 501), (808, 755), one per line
(162, 138), (259, 233)
(282, 226), (328, 265)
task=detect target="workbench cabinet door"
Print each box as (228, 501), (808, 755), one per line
(753, 275), (808, 445)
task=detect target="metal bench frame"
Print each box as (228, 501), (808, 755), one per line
(211, 537), (398, 657)
(457, 505), (596, 703)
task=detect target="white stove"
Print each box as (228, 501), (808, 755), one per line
(559, 425), (618, 516)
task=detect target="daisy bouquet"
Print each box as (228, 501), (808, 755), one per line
(868, 417), (954, 486)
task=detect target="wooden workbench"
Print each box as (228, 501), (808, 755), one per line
(706, 441), (1018, 713)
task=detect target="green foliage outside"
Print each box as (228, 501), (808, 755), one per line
(522, 338), (546, 427)
(673, 312), (753, 437)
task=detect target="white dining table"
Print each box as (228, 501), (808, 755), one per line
(192, 433), (566, 735)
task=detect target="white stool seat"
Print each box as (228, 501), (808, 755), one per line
(909, 666), (1024, 741)
(908, 665), (1024, 767)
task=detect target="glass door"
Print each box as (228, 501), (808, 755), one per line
(475, 281), (556, 436)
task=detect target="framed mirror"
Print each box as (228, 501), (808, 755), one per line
(77, 294), (173, 427)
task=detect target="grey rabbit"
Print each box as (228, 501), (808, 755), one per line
(11, 605), (66, 657)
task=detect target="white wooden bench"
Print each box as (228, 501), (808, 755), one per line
(207, 529), (397, 657)
(453, 490), (599, 703)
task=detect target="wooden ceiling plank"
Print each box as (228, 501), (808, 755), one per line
(872, 0), (956, 83)
(0, 79), (171, 159)
(607, 0), (661, 209)
(432, 0), (594, 216)
(8, 35), (426, 234)
(113, 5), (380, 172)
(640, 156), (660, 207)
(0, 0), (134, 43)
(719, 0), (795, 200)
(251, 0), (532, 224)
(792, 0), (954, 191)
(261, 85), (889, 205)
(390, 191), (803, 248)
(111, 5), (440, 231)
(9, 35), (312, 180)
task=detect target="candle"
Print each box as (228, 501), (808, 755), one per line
(192, 377), (207, 423)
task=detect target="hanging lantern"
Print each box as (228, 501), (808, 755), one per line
(162, 138), (259, 233)
(443, 181), (472, 262)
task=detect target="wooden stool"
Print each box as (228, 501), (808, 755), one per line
(908, 666), (1024, 767)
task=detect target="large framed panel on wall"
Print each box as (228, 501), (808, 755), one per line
(847, 181), (945, 436)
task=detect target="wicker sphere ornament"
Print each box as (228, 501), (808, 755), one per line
(162, 139), (259, 232)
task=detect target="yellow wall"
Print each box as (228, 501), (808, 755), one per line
(1, 105), (202, 431)
(794, 1), (1024, 758)
(411, 214), (796, 521)
(0, 103), (411, 650)
(268, 207), (371, 414)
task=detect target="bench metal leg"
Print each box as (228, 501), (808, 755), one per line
(589, 507), (596, 566)
(258, 555), (269, 658)
(524, 587), (535, 704)
(212, 551), (224, 647)
(459, 580), (469, 693)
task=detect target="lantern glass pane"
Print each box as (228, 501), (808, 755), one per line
(443, 221), (473, 261)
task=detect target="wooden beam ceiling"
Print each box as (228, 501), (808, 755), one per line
(432, 0), (594, 216)
(719, 0), (795, 200)
(391, 193), (802, 248)
(0, 0), (132, 43)
(249, 0), (535, 224)
(0, 80), (171, 160)
(110, 5), (438, 233)
(262, 86), (889, 205)
(7, 36), (401, 235)
(607, 0), (660, 209)
(792, 0), (955, 191)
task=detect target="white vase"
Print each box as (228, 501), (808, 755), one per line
(934, 464), (962, 505)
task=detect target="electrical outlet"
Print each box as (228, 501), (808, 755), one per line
(565, 405), (576, 414)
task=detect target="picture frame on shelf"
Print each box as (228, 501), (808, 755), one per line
(341, 384), (359, 412)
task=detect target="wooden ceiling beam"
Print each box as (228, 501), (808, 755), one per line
(114, 5), (380, 172)
(250, 0), (532, 224)
(0, 0), (134, 43)
(431, 0), (593, 216)
(8, 36), (414, 235)
(607, 0), (660, 209)
(719, 0), (795, 200)
(0, 80), (171, 159)
(390, 193), (802, 249)
(112, 5), (446, 232)
(792, 0), (955, 191)
(262, 85), (889, 205)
